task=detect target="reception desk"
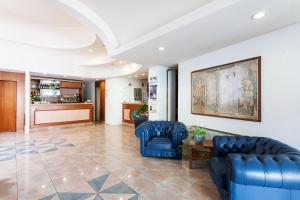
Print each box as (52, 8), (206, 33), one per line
(122, 103), (144, 124)
(30, 103), (93, 128)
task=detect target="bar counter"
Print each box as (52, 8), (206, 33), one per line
(30, 103), (93, 128)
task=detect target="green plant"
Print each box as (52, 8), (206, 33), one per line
(189, 126), (208, 139)
(132, 104), (148, 118)
(32, 95), (41, 103)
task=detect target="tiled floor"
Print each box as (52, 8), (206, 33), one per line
(0, 123), (220, 200)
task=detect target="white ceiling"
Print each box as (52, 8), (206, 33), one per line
(109, 0), (300, 66)
(79, 0), (213, 46)
(54, 0), (300, 67)
(0, 0), (81, 27)
(2, 0), (300, 79)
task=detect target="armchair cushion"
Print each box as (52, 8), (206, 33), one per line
(146, 137), (174, 149)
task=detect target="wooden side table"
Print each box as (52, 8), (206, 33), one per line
(189, 140), (213, 169)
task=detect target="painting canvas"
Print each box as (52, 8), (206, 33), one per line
(191, 57), (261, 121)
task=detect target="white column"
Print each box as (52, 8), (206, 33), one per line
(148, 65), (168, 121)
(24, 70), (31, 134)
(105, 77), (128, 125)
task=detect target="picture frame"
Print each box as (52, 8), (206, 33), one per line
(191, 57), (261, 122)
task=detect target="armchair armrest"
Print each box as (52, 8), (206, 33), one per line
(227, 154), (300, 190)
(171, 122), (188, 147)
(212, 136), (258, 157)
(135, 121), (155, 142)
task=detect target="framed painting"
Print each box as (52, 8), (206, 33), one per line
(191, 57), (261, 122)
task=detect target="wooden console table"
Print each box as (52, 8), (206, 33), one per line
(189, 140), (213, 169)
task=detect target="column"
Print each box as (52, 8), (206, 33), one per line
(24, 70), (31, 134)
(148, 65), (169, 121)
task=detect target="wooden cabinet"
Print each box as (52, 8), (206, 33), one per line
(61, 81), (82, 89)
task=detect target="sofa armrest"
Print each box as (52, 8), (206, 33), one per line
(227, 154), (300, 190)
(212, 136), (258, 157)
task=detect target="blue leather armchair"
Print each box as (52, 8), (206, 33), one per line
(209, 136), (300, 200)
(135, 121), (188, 159)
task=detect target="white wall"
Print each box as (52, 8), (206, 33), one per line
(105, 77), (146, 125)
(178, 23), (300, 149)
(148, 66), (168, 121)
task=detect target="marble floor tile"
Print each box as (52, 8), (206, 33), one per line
(0, 123), (220, 200)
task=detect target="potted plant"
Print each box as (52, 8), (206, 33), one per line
(132, 104), (148, 118)
(32, 95), (41, 104)
(131, 104), (148, 129)
(189, 126), (208, 144)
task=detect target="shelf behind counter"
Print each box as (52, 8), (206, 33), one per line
(30, 103), (93, 128)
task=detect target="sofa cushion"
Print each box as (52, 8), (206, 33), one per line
(146, 137), (174, 149)
(209, 157), (227, 190)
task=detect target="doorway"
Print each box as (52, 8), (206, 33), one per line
(0, 80), (17, 132)
(95, 80), (105, 122)
(167, 67), (178, 121)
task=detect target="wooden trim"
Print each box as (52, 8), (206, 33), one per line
(191, 56), (261, 122)
(30, 103), (93, 128)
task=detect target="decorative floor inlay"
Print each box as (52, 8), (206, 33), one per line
(0, 124), (220, 200)
(0, 137), (74, 162)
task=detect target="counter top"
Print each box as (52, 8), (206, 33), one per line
(31, 103), (93, 106)
(30, 102), (94, 128)
(122, 102), (145, 105)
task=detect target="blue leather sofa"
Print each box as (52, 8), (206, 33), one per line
(209, 136), (300, 200)
(135, 121), (188, 159)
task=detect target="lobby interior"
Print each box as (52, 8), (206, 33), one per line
(0, 1), (300, 200)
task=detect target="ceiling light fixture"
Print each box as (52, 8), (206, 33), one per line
(88, 49), (93, 53)
(134, 75), (138, 78)
(142, 73), (146, 76)
(158, 46), (165, 51)
(252, 11), (266, 20)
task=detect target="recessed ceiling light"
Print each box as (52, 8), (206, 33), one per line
(158, 46), (165, 51)
(252, 11), (266, 20)
(134, 75), (138, 78)
(118, 61), (125, 64)
(142, 73), (145, 76)
(88, 49), (93, 53)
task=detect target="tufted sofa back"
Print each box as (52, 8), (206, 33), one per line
(213, 136), (300, 157)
